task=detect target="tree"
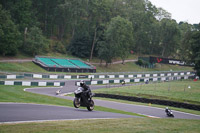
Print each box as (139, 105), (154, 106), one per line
(0, 5), (21, 56)
(55, 0), (88, 40)
(159, 19), (180, 57)
(23, 26), (49, 56)
(125, 0), (159, 55)
(109, 16), (133, 64)
(98, 16), (133, 66)
(97, 40), (113, 67)
(178, 22), (193, 60)
(155, 8), (171, 21)
(68, 33), (91, 58)
(190, 30), (200, 76)
(32, 0), (63, 37)
(2, 0), (36, 33)
(0, 0), (194, 59)
(88, 0), (112, 61)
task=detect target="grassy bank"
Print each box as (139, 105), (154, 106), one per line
(0, 118), (200, 133)
(94, 80), (200, 105)
(0, 62), (47, 73)
(0, 61), (193, 74)
(96, 62), (193, 73)
(0, 85), (72, 106)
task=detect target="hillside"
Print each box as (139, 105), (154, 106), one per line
(0, 59), (193, 74)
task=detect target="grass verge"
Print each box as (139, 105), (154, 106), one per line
(96, 62), (193, 73)
(0, 118), (200, 133)
(0, 62), (47, 73)
(94, 80), (200, 106)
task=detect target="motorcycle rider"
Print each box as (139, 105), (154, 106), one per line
(165, 107), (169, 113)
(80, 80), (92, 99)
(165, 107), (174, 117)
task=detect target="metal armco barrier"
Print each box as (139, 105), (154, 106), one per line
(75, 75), (194, 86)
(0, 81), (65, 86)
(0, 71), (195, 80)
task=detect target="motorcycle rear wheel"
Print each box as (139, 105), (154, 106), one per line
(73, 97), (80, 108)
(87, 100), (94, 111)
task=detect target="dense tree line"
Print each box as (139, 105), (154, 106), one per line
(0, 0), (199, 71)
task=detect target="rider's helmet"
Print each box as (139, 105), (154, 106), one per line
(166, 107), (168, 110)
(80, 80), (85, 87)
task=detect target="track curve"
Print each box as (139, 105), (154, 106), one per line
(0, 103), (138, 123)
(24, 80), (200, 120)
(1, 80), (200, 123)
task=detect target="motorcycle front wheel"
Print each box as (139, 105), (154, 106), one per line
(73, 97), (80, 108)
(87, 100), (94, 111)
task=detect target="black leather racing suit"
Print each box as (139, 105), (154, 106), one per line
(82, 84), (91, 99)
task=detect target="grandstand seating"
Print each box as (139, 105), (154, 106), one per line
(34, 57), (95, 73)
(69, 59), (91, 68)
(37, 57), (59, 67)
(51, 58), (77, 68)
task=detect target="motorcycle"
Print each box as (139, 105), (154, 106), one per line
(56, 89), (61, 95)
(165, 108), (174, 117)
(73, 87), (95, 111)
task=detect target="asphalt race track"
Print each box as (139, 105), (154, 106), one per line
(1, 80), (200, 123)
(0, 103), (138, 123)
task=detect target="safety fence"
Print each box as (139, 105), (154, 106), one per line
(75, 75), (193, 86)
(0, 73), (194, 87)
(0, 81), (65, 86)
(0, 71), (195, 80)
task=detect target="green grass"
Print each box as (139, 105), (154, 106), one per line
(0, 52), (193, 73)
(0, 62), (48, 73)
(0, 84), (200, 132)
(0, 61), (193, 74)
(0, 118), (200, 133)
(0, 85), (73, 106)
(0, 85), (141, 117)
(96, 62), (193, 73)
(0, 62), (87, 75)
(94, 80), (200, 105)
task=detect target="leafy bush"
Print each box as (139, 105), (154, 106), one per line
(136, 59), (143, 66)
(136, 59), (151, 68)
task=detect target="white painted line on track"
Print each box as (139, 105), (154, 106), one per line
(60, 92), (73, 96)
(0, 118), (121, 124)
(146, 115), (160, 118)
(0, 102), (74, 109)
(23, 86), (63, 91)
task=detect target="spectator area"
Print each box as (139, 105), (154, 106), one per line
(51, 58), (77, 68)
(69, 59), (91, 69)
(34, 56), (96, 73)
(36, 57), (59, 67)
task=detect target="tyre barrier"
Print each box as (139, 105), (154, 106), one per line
(95, 93), (200, 111)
